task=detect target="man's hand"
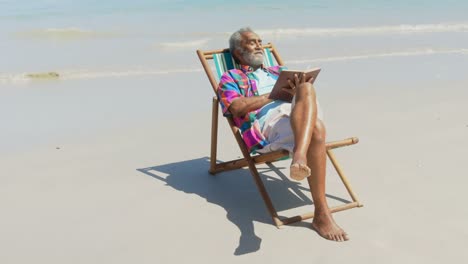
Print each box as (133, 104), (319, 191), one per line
(282, 73), (315, 96)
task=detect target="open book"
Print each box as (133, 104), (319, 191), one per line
(268, 68), (321, 102)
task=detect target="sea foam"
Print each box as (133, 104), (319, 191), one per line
(286, 48), (468, 64)
(1, 48), (467, 84)
(158, 39), (210, 49)
(0, 68), (204, 84)
(14, 28), (119, 39)
(256, 23), (468, 37)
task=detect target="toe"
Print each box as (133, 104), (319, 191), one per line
(343, 233), (349, 241)
(335, 234), (342, 242)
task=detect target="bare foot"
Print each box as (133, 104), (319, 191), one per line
(311, 211), (349, 242)
(290, 163), (311, 181)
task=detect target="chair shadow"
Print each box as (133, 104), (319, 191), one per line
(137, 157), (350, 255)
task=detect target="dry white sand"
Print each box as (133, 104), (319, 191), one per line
(1, 63), (468, 263)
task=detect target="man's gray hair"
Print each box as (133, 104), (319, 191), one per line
(229, 27), (255, 61)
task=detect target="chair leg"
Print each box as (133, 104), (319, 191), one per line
(230, 123), (283, 227)
(326, 149), (363, 207)
(209, 97), (219, 175)
(245, 155), (283, 227)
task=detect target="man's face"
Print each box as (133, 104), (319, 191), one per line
(235, 31), (264, 67)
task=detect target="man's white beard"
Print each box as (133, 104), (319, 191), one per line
(241, 50), (263, 67)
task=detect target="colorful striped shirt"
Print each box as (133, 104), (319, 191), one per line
(217, 64), (286, 153)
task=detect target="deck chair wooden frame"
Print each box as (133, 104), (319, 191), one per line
(196, 43), (362, 227)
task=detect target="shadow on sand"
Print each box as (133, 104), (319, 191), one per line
(137, 157), (349, 255)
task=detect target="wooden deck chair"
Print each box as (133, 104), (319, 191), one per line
(196, 43), (363, 227)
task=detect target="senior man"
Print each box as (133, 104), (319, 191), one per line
(217, 27), (348, 241)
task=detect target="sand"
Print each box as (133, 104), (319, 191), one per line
(1, 54), (468, 263)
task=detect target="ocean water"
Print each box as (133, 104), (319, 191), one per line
(1, 0), (468, 83)
(1, 0), (468, 154)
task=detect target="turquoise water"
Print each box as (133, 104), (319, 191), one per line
(2, 0), (468, 20)
(1, 0), (468, 81)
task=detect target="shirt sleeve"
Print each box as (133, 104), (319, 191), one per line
(217, 72), (242, 116)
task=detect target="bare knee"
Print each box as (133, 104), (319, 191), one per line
(312, 119), (326, 144)
(297, 83), (316, 100)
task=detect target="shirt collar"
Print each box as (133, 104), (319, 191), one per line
(239, 64), (265, 73)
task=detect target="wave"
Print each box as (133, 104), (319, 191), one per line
(14, 28), (120, 39)
(257, 23), (468, 37)
(0, 68), (204, 84)
(2, 48), (467, 84)
(286, 48), (468, 64)
(158, 39), (210, 49)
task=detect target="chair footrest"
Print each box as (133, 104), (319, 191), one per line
(273, 201), (362, 227)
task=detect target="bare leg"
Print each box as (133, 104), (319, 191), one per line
(307, 120), (349, 242)
(289, 83), (317, 180)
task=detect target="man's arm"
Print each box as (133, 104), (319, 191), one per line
(229, 93), (273, 117)
(218, 71), (273, 118)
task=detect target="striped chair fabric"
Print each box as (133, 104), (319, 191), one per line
(212, 48), (277, 79)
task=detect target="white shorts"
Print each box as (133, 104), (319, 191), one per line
(256, 98), (323, 155)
